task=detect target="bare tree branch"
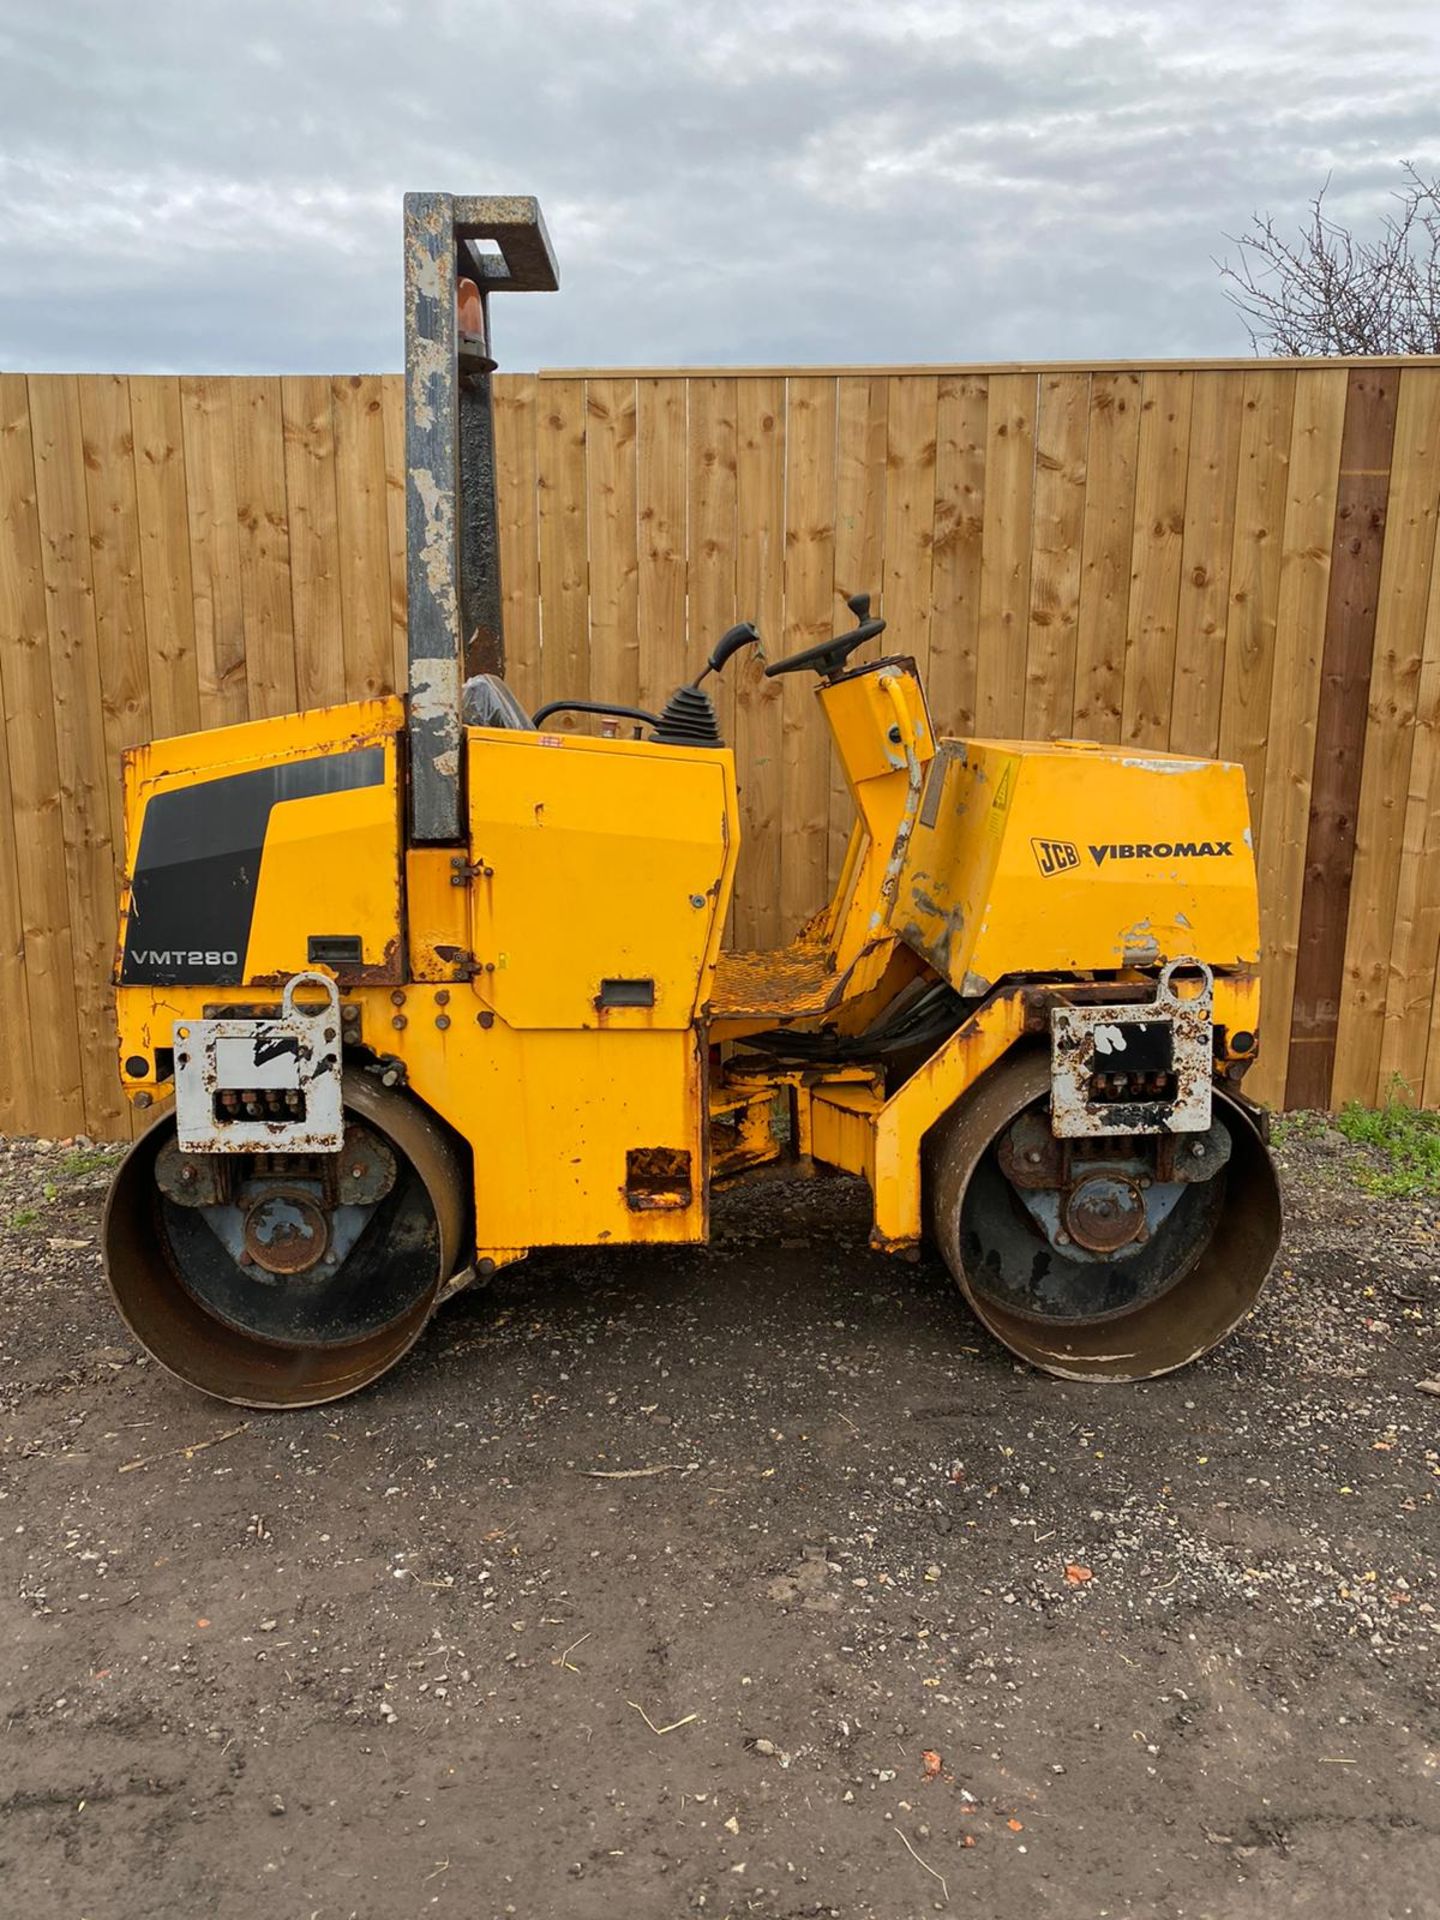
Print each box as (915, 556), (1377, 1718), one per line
(1217, 166), (1440, 355)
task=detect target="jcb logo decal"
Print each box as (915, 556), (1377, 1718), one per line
(1032, 837), (1080, 877)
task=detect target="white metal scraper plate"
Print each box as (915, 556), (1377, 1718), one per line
(173, 972), (344, 1154)
(1049, 961), (1214, 1139)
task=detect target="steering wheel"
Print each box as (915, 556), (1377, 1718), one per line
(764, 592), (887, 681)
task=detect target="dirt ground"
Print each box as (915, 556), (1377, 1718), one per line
(0, 1120), (1436, 1920)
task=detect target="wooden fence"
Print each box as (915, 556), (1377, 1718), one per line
(2, 360), (1440, 1141)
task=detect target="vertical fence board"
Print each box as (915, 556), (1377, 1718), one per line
(1250, 368), (1349, 1109)
(584, 377), (639, 714)
(1286, 368), (1399, 1108)
(1217, 370), (1295, 836)
(0, 634), (30, 1133)
(881, 374), (938, 678)
(687, 377), (738, 736)
(635, 378), (685, 721)
(834, 377), (890, 615)
(27, 376), (127, 1137)
(1025, 372), (1089, 738)
(1333, 368), (1440, 1104)
(780, 377), (838, 932)
(77, 376), (153, 863)
(493, 374), (541, 709)
(688, 377), (739, 935)
(928, 375), (987, 739)
(0, 375), (65, 1134)
(331, 376), (394, 702)
(1419, 539), (1440, 1104)
(231, 378), (298, 720)
(975, 373), (1036, 737)
(129, 377), (201, 742)
(282, 377), (348, 711)
(1387, 547), (1440, 1101)
(733, 379), (786, 948)
(1122, 371), (1194, 748)
(77, 374), (153, 1143)
(536, 376), (590, 721)
(180, 377), (249, 727)
(1170, 372), (1244, 757)
(1073, 372), (1141, 743)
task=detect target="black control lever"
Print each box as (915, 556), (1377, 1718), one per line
(651, 621), (761, 749)
(697, 620), (761, 683)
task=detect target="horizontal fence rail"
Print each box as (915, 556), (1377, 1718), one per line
(1, 363), (1439, 1139)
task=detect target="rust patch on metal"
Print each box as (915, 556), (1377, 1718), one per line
(338, 935), (404, 987)
(868, 1225), (922, 1259)
(251, 937), (403, 991)
(1063, 1173), (1148, 1252)
(243, 1189), (330, 1274)
(624, 1146), (693, 1212)
(433, 943), (482, 980)
(873, 673), (926, 928)
(154, 1139), (230, 1208)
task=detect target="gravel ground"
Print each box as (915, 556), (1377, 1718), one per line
(0, 1119), (1436, 1919)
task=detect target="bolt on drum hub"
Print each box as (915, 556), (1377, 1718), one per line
(242, 1190), (331, 1275)
(1063, 1173), (1148, 1254)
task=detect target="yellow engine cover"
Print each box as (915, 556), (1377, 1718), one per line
(893, 738), (1259, 991)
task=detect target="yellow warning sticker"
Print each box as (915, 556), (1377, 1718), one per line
(986, 757), (1017, 840)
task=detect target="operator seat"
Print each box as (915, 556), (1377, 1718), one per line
(461, 673), (535, 732)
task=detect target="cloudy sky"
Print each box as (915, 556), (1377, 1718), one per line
(1, 0), (1437, 374)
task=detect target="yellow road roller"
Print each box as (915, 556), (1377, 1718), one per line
(103, 194), (1281, 1407)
